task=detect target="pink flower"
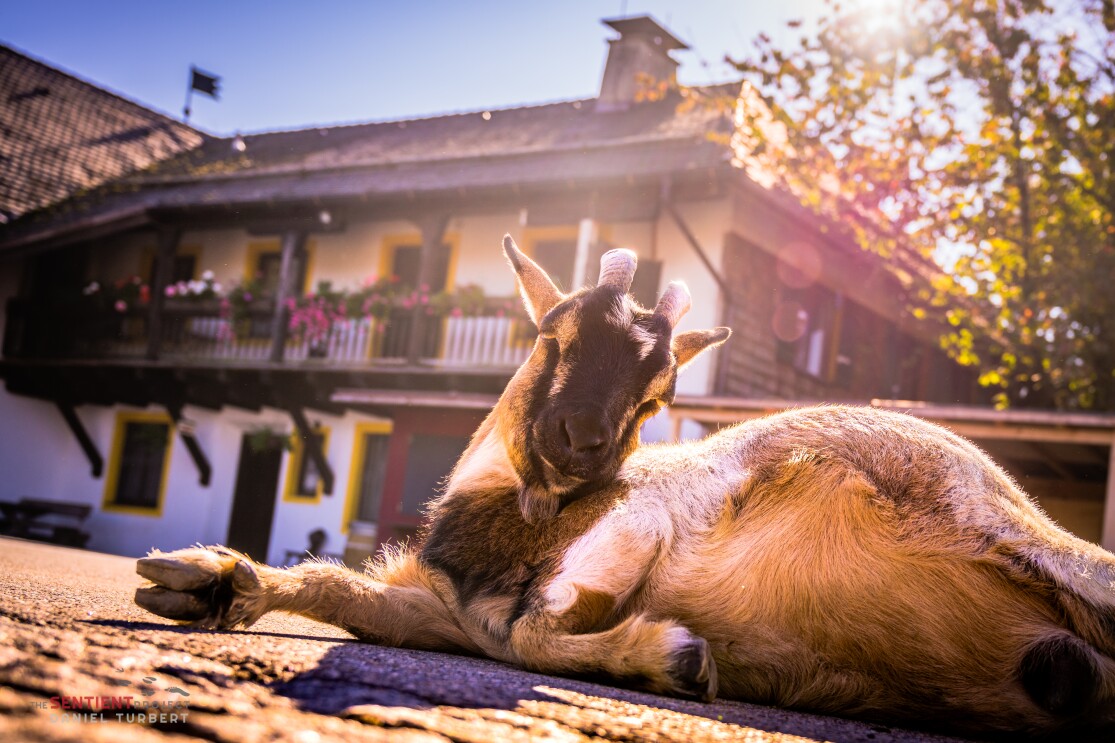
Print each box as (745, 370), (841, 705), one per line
(243, 293), (253, 302)
(114, 300), (127, 313)
(495, 309), (505, 318)
(165, 285), (177, 297)
(450, 307), (462, 317)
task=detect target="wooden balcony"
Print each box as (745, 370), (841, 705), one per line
(3, 298), (534, 370)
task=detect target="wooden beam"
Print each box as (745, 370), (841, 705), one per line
(406, 215), (450, 364)
(55, 403), (103, 478)
(166, 403), (212, 487)
(287, 405), (335, 495)
(572, 218), (597, 289)
(269, 230), (307, 363)
(662, 195), (734, 302)
(146, 226), (181, 360)
(1103, 440), (1115, 552)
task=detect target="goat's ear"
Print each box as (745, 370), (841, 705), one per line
(672, 327), (731, 371)
(503, 235), (564, 325)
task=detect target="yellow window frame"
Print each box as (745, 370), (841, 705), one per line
(244, 239), (317, 294)
(342, 420), (394, 534)
(377, 231), (461, 292)
(283, 425), (332, 504)
(102, 410), (175, 517)
(520, 224), (613, 291)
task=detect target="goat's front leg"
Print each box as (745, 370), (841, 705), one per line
(134, 546), (478, 653)
(508, 530), (718, 701)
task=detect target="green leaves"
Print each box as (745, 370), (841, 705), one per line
(734, 0), (1115, 409)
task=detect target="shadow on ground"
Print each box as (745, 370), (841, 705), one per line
(271, 640), (963, 743)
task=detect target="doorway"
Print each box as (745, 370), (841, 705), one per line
(226, 432), (284, 562)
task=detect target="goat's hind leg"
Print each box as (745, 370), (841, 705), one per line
(135, 545), (477, 653)
(509, 586), (718, 701)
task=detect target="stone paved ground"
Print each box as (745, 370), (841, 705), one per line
(0, 537), (971, 743)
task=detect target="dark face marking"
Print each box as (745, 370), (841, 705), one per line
(524, 287), (677, 502)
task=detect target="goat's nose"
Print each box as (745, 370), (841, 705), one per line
(562, 412), (608, 453)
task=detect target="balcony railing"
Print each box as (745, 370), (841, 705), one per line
(3, 298), (534, 369)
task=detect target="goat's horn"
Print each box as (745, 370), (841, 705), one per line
(654, 281), (691, 328)
(598, 249), (638, 293)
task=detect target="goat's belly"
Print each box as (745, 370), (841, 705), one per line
(649, 472), (1053, 726)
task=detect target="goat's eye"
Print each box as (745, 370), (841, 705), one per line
(538, 327), (556, 341)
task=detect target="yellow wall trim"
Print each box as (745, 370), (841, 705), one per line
(378, 232), (461, 292)
(342, 420), (394, 534)
(283, 425), (332, 504)
(102, 410), (175, 517)
(244, 238), (317, 294)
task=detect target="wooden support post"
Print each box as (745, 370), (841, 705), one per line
(166, 403), (212, 487)
(1102, 440), (1115, 552)
(146, 227), (181, 360)
(55, 403), (104, 478)
(269, 230), (307, 363)
(406, 215), (449, 364)
(669, 411), (684, 443)
(288, 405), (334, 495)
(572, 218), (597, 289)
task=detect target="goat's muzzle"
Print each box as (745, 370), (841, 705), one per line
(536, 407), (615, 483)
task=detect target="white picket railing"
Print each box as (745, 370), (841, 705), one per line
(147, 314), (531, 368)
(435, 315), (531, 368)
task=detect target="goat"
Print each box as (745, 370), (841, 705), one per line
(135, 237), (1115, 738)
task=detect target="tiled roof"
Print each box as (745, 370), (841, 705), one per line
(0, 85), (739, 251)
(0, 45), (205, 222)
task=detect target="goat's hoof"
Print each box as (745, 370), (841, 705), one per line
(135, 546), (262, 629)
(666, 634), (718, 702)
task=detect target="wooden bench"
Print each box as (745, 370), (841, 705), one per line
(0, 499), (91, 547)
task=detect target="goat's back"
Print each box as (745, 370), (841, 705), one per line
(622, 406), (1115, 736)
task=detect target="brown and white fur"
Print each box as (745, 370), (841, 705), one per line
(135, 237), (1115, 739)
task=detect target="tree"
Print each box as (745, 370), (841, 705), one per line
(731, 0), (1115, 409)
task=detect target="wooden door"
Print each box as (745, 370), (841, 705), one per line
(226, 433), (283, 562)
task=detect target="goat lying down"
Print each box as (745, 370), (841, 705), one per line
(136, 237), (1115, 738)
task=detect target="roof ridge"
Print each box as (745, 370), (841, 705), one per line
(227, 81), (742, 140)
(231, 96), (598, 139)
(0, 42), (209, 140)
(129, 133), (725, 186)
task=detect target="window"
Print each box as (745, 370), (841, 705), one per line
(400, 434), (470, 516)
(141, 244), (200, 286)
(284, 427), (331, 502)
(775, 287), (841, 380)
(244, 240), (314, 297)
(532, 238), (577, 291)
(344, 422), (393, 532)
(379, 234), (456, 291)
(103, 412), (173, 515)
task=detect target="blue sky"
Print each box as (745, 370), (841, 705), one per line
(1, 0), (823, 135)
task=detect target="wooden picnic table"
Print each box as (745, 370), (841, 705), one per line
(0, 499), (91, 547)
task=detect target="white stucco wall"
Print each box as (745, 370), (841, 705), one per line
(0, 390), (398, 563)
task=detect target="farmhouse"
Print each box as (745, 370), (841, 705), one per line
(2, 17), (1112, 564)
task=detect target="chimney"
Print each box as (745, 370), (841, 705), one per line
(596, 16), (689, 113)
